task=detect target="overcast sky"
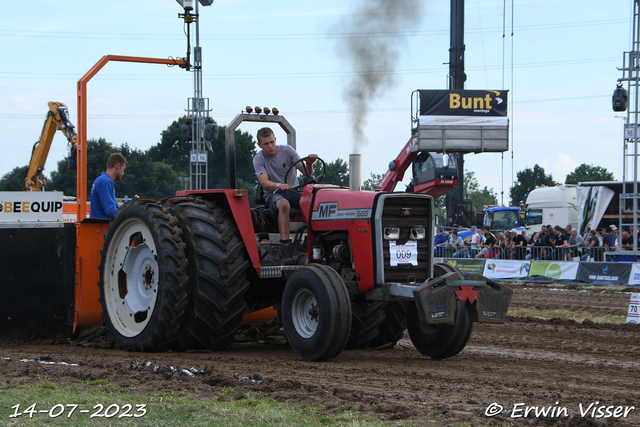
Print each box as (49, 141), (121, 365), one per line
(0, 0), (633, 201)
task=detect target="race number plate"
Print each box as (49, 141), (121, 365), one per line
(390, 241), (418, 266)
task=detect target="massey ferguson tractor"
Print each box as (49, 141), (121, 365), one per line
(93, 110), (512, 361)
(0, 56), (511, 362)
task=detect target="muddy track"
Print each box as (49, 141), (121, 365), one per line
(1, 284), (639, 426)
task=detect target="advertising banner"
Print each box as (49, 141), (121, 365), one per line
(483, 260), (531, 280)
(529, 261), (579, 280)
(419, 90), (509, 126)
(444, 258), (486, 275)
(0, 192), (63, 224)
(576, 263), (632, 285)
(627, 263), (640, 285)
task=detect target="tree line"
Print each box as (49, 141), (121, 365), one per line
(509, 163), (614, 206)
(0, 116), (350, 204)
(0, 115), (614, 211)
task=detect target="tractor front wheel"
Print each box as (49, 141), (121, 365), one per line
(406, 263), (473, 359)
(282, 265), (351, 361)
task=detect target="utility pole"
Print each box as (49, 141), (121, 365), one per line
(446, 0), (467, 223)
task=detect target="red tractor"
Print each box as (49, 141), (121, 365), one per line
(97, 110), (512, 361)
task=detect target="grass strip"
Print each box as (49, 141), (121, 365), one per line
(508, 307), (626, 324)
(0, 380), (385, 427)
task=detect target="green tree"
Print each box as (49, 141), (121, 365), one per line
(362, 172), (383, 190)
(147, 116), (191, 175)
(306, 158), (349, 186)
(464, 171), (498, 211)
(565, 164), (614, 184)
(509, 164), (557, 206)
(49, 138), (116, 198)
(146, 116), (258, 200)
(0, 165), (32, 191)
(49, 138), (181, 200)
(115, 143), (181, 200)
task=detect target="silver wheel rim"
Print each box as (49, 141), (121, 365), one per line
(103, 217), (159, 338)
(291, 288), (319, 339)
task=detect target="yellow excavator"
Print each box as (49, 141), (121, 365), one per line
(25, 101), (78, 191)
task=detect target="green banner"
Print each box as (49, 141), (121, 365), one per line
(529, 261), (579, 280)
(445, 258), (486, 275)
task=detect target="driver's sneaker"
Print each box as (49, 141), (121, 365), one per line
(280, 239), (296, 265)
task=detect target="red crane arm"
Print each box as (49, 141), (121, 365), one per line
(376, 136), (418, 192)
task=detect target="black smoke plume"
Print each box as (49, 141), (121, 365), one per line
(334, 0), (423, 152)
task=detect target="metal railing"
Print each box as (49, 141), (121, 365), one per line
(437, 244), (622, 261)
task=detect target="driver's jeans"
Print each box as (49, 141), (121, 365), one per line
(265, 191), (301, 215)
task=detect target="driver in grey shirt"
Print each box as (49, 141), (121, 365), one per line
(253, 127), (317, 259)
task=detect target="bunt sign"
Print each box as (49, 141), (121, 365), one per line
(418, 90), (509, 126)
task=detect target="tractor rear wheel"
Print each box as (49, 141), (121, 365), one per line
(164, 198), (250, 350)
(346, 300), (386, 349)
(369, 302), (407, 349)
(406, 263), (473, 359)
(98, 199), (189, 352)
(282, 265), (351, 361)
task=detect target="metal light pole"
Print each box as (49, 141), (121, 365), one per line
(615, 0), (640, 257)
(177, 0), (214, 190)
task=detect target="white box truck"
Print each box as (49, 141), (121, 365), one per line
(524, 184), (579, 233)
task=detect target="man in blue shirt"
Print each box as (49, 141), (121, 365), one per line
(90, 153), (128, 219)
(433, 226), (447, 257)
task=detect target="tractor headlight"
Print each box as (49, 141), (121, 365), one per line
(383, 227), (400, 240)
(410, 227), (426, 240)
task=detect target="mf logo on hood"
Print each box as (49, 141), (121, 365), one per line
(401, 207), (411, 217)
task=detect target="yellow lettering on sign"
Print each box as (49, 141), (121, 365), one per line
(449, 93), (495, 110)
(4, 202), (12, 213)
(22, 201), (30, 213)
(449, 93), (460, 109)
(485, 94), (493, 109)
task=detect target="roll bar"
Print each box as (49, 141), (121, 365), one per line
(224, 113), (296, 189)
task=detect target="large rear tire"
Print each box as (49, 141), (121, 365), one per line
(282, 265), (351, 361)
(164, 198), (250, 350)
(98, 199), (189, 352)
(369, 302), (407, 349)
(406, 263), (473, 359)
(346, 301), (386, 349)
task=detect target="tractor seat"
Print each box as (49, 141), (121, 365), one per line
(255, 184), (303, 219)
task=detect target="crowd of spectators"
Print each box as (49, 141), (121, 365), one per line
(435, 223), (640, 261)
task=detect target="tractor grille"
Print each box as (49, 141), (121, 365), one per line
(374, 194), (433, 284)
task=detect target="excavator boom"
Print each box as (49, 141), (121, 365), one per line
(25, 102), (77, 191)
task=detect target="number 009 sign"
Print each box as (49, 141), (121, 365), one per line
(389, 241), (418, 267)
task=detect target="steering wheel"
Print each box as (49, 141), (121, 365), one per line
(283, 156), (326, 192)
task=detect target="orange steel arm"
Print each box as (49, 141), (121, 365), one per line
(76, 55), (186, 221)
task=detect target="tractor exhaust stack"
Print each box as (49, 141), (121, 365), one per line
(349, 154), (361, 191)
